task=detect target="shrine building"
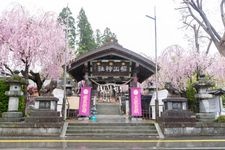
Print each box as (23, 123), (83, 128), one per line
(66, 42), (156, 118)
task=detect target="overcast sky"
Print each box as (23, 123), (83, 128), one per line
(0, 0), (198, 58)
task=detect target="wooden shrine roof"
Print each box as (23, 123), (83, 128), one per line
(66, 43), (157, 83)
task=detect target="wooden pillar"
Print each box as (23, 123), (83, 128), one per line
(130, 63), (139, 87)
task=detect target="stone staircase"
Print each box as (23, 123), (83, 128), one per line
(65, 121), (159, 139)
(96, 103), (120, 115)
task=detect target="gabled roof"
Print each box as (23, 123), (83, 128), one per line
(67, 43), (156, 83)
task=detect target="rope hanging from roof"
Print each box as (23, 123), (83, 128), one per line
(90, 78), (132, 86)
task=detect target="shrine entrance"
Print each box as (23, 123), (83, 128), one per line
(66, 42), (156, 118)
(97, 83), (121, 103)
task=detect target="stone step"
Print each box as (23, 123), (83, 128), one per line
(66, 122), (158, 138)
(67, 126), (155, 131)
(66, 133), (159, 137)
(96, 103), (120, 115)
(68, 122), (155, 126)
(25, 117), (63, 122)
(67, 123), (155, 128)
(66, 129), (158, 134)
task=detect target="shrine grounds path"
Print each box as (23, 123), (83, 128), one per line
(0, 136), (225, 149)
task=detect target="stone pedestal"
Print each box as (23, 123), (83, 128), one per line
(160, 90), (195, 123)
(34, 96), (58, 111)
(26, 96), (62, 123)
(1, 112), (23, 122)
(163, 96), (188, 111)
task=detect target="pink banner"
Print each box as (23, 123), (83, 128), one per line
(78, 87), (91, 116)
(130, 87), (142, 116)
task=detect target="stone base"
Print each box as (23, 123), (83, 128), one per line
(196, 112), (216, 122)
(78, 117), (89, 121)
(1, 112), (23, 122)
(130, 117), (142, 121)
(159, 109), (196, 122)
(25, 110), (62, 123)
(0, 122), (63, 137)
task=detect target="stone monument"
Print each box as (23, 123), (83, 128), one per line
(26, 80), (62, 123)
(160, 82), (196, 123)
(2, 74), (26, 122)
(163, 82), (188, 111)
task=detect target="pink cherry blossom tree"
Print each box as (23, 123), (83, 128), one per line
(148, 45), (212, 94)
(0, 5), (70, 94)
(207, 54), (225, 87)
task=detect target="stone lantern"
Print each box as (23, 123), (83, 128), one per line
(2, 76), (26, 122)
(193, 74), (214, 112)
(193, 74), (214, 121)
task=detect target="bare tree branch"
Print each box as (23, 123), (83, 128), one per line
(175, 7), (189, 10)
(196, 0), (202, 10)
(220, 0), (225, 27)
(206, 39), (212, 55)
(186, 2), (208, 33)
(190, 0), (221, 41)
(182, 0), (225, 55)
(193, 24), (200, 53)
(3, 64), (14, 75)
(199, 35), (211, 40)
(180, 1), (215, 54)
(183, 20), (194, 29)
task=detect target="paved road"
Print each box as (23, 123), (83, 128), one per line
(0, 137), (225, 149)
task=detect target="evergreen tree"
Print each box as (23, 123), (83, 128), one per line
(95, 29), (103, 48)
(102, 27), (117, 44)
(58, 6), (76, 50)
(77, 8), (96, 55)
(95, 27), (118, 48)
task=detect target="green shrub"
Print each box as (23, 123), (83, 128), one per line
(216, 115), (225, 123)
(186, 80), (198, 112)
(222, 95), (225, 108)
(18, 96), (25, 115)
(0, 79), (9, 116)
(0, 77), (26, 117)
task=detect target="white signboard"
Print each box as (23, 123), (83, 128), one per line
(150, 90), (168, 119)
(53, 88), (64, 116)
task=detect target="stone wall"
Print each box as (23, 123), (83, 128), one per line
(161, 122), (225, 136)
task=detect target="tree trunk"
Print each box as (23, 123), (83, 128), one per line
(23, 64), (29, 115)
(215, 39), (225, 56)
(29, 71), (45, 95)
